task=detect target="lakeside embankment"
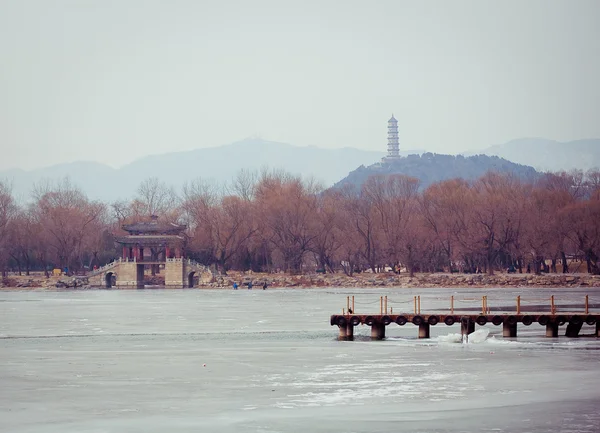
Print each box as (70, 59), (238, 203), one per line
(3, 271), (600, 290)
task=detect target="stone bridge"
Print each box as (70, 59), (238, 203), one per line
(87, 258), (214, 289)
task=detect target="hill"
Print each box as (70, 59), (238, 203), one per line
(467, 138), (600, 172)
(0, 138), (424, 202)
(332, 153), (539, 191)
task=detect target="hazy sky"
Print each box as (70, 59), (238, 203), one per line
(1, 1), (599, 171)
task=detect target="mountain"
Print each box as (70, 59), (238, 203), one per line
(332, 152), (539, 191)
(0, 138), (424, 202)
(6, 136), (592, 202)
(3, 162), (118, 202)
(466, 138), (600, 172)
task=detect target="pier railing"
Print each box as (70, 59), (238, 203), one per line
(341, 294), (597, 316)
(333, 294), (600, 340)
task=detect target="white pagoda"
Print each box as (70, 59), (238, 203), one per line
(383, 114), (401, 162)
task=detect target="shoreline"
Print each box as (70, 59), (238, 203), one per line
(3, 271), (600, 290)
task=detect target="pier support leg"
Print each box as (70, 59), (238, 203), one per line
(338, 324), (348, 340)
(503, 322), (517, 338)
(370, 322), (385, 340)
(565, 321), (582, 338)
(546, 322), (559, 338)
(460, 317), (474, 339)
(596, 321), (600, 338)
(418, 323), (430, 339)
(345, 323), (354, 341)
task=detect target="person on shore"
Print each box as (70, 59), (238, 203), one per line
(247, 281), (253, 289)
(233, 282), (238, 290)
(262, 282), (267, 290)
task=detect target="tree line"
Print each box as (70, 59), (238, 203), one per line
(1, 167), (599, 277)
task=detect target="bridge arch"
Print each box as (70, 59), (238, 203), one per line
(105, 272), (116, 289)
(188, 271), (196, 288)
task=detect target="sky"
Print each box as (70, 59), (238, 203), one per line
(1, 0), (599, 171)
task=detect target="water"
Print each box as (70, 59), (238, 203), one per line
(1, 287), (600, 433)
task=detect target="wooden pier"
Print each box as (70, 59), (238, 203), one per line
(330, 295), (600, 340)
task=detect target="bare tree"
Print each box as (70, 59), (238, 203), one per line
(0, 180), (17, 276)
(310, 191), (345, 273)
(33, 178), (106, 272)
(135, 177), (180, 218)
(6, 208), (40, 275)
(563, 200), (600, 274)
(339, 184), (379, 273)
(362, 174), (421, 275)
(254, 171), (319, 273)
(230, 168), (259, 201)
(421, 179), (471, 271)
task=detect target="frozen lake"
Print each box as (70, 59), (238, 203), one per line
(1, 287), (600, 433)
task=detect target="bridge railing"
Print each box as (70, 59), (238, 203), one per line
(87, 258), (124, 276)
(184, 258), (214, 274)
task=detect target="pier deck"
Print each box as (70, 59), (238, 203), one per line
(330, 295), (600, 340)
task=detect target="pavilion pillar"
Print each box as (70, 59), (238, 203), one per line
(166, 246), (171, 259)
(175, 247), (181, 259)
(122, 246), (128, 260)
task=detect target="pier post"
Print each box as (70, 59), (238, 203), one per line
(370, 321), (385, 340)
(565, 321), (582, 338)
(346, 322), (354, 341)
(460, 317), (474, 340)
(338, 324), (348, 340)
(418, 323), (430, 339)
(597, 321), (600, 338)
(503, 322), (517, 338)
(546, 322), (559, 338)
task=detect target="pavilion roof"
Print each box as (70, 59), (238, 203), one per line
(116, 235), (186, 245)
(122, 221), (187, 234)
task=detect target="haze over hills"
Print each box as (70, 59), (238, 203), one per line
(332, 153), (540, 192)
(2, 162), (118, 202)
(0, 138), (423, 202)
(2, 136), (598, 202)
(463, 138), (600, 172)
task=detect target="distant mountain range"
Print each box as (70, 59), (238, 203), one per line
(2, 137), (597, 202)
(464, 138), (600, 172)
(332, 153), (539, 191)
(1, 139), (422, 202)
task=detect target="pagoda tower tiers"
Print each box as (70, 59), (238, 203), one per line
(387, 114), (400, 158)
(116, 215), (187, 262)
